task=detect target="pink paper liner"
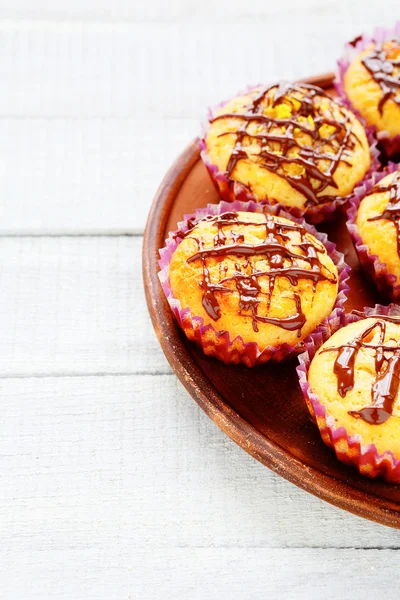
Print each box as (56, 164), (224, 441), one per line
(297, 304), (400, 483)
(335, 23), (400, 159)
(200, 83), (379, 225)
(158, 200), (350, 367)
(347, 162), (400, 301)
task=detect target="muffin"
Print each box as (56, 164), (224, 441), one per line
(159, 200), (349, 367)
(347, 167), (400, 300)
(297, 306), (400, 482)
(338, 24), (400, 157)
(201, 81), (372, 223)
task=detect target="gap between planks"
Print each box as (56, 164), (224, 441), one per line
(137, 544), (400, 550)
(0, 231), (145, 237)
(0, 370), (172, 379)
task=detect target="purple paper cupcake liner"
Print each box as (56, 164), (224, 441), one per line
(335, 23), (400, 159)
(200, 84), (380, 225)
(297, 304), (400, 483)
(347, 162), (400, 301)
(158, 200), (350, 367)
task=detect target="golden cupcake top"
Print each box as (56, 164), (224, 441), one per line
(169, 210), (338, 348)
(344, 39), (400, 137)
(309, 314), (400, 456)
(205, 82), (370, 210)
(356, 170), (400, 282)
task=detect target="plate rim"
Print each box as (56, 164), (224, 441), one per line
(142, 72), (400, 529)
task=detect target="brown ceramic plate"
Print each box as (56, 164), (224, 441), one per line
(143, 73), (400, 528)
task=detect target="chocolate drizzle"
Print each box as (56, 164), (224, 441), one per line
(176, 211), (337, 335)
(211, 82), (359, 206)
(321, 314), (400, 425)
(366, 172), (400, 256)
(361, 40), (400, 114)
(349, 35), (363, 48)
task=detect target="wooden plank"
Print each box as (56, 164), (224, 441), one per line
(132, 548), (399, 600)
(0, 373), (398, 558)
(0, 17), (397, 235)
(0, 22), (365, 119)
(4, 546), (400, 600)
(0, 374), (399, 596)
(0, 0), (396, 26)
(0, 237), (170, 375)
(1, 18), (398, 234)
(0, 118), (198, 234)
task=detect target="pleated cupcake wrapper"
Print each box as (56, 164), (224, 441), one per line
(199, 84), (380, 225)
(158, 200), (350, 367)
(297, 304), (400, 483)
(347, 161), (400, 301)
(335, 22), (400, 158)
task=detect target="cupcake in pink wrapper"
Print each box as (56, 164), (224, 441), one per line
(347, 163), (400, 301)
(200, 80), (376, 224)
(297, 304), (400, 483)
(336, 23), (400, 159)
(158, 200), (349, 367)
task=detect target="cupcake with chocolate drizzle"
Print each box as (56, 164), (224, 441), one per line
(347, 166), (400, 301)
(297, 305), (400, 482)
(337, 23), (400, 158)
(159, 201), (349, 367)
(201, 81), (372, 223)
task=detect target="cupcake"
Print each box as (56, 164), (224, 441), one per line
(347, 166), (400, 301)
(201, 81), (372, 223)
(338, 25), (400, 157)
(159, 201), (349, 367)
(297, 306), (400, 482)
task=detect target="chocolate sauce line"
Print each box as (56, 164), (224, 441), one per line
(218, 266), (335, 287)
(351, 309), (400, 323)
(349, 35), (363, 48)
(187, 241), (319, 265)
(252, 292), (306, 333)
(361, 40), (400, 114)
(320, 317), (400, 425)
(323, 342), (400, 352)
(366, 172), (400, 257)
(174, 211), (310, 242)
(181, 211), (336, 336)
(210, 81), (358, 206)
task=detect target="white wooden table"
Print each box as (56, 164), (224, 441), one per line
(1, 2), (400, 598)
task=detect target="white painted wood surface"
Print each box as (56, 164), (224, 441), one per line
(1, 2), (400, 598)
